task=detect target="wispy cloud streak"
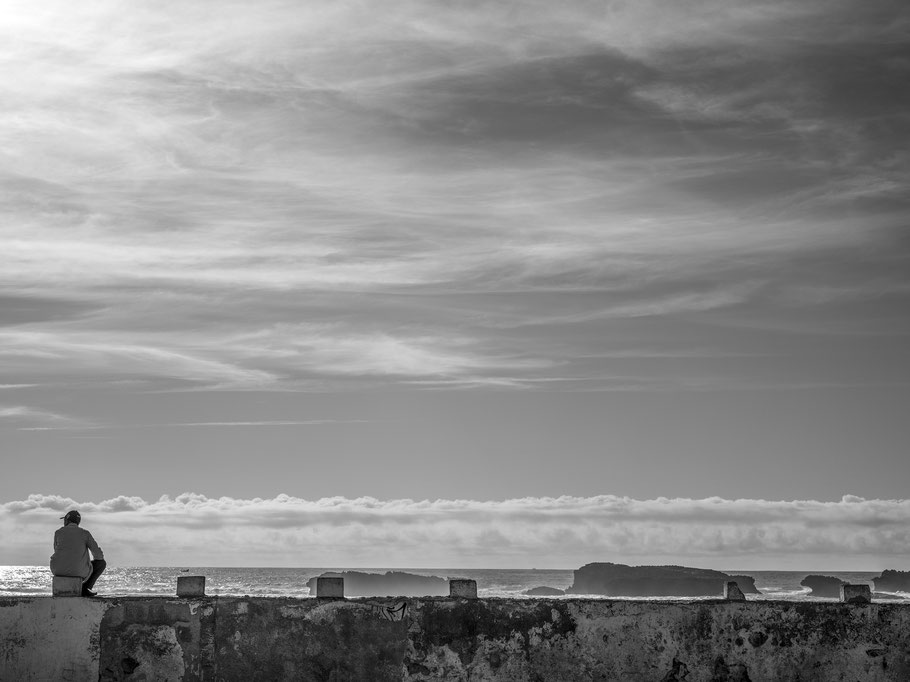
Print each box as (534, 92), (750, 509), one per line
(0, 0), (906, 540)
(0, 405), (87, 429)
(1, 0), (907, 402)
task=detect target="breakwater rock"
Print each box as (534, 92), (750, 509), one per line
(2, 596), (909, 680)
(305, 571), (449, 597)
(874, 570), (910, 593)
(523, 586), (565, 596)
(800, 575), (846, 598)
(567, 562), (759, 597)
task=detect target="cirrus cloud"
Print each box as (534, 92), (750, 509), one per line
(1, 0), (908, 400)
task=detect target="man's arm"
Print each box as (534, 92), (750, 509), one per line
(85, 531), (105, 561)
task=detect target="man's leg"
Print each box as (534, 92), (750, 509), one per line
(82, 559), (106, 594)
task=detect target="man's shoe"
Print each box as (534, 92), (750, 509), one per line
(81, 587), (97, 597)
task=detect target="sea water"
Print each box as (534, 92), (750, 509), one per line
(1, 566), (907, 601)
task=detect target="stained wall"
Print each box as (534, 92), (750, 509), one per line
(2, 597), (908, 680)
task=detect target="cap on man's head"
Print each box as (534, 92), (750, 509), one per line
(61, 510), (81, 524)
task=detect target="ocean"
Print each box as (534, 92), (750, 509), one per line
(1, 566), (906, 601)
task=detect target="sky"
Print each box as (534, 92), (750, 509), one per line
(1, 0), (909, 570)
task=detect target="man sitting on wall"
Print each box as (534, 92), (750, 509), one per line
(50, 510), (106, 597)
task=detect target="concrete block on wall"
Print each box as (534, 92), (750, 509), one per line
(52, 576), (83, 597)
(840, 583), (872, 604)
(176, 575), (206, 598)
(449, 579), (478, 599)
(316, 577), (344, 598)
(724, 581), (746, 601)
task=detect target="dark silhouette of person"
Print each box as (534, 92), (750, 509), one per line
(50, 510), (106, 597)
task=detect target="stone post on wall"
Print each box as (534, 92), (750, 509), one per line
(51, 576), (83, 597)
(724, 581), (746, 601)
(449, 579), (478, 599)
(840, 584), (872, 604)
(177, 576), (206, 598)
(316, 577), (345, 598)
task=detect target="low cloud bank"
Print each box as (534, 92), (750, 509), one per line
(4, 493), (908, 570)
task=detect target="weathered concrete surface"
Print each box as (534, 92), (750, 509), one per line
(2, 597), (910, 681)
(97, 599), (216, 681)
(0, 597), (106, 680)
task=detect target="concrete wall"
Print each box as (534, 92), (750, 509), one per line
(2, 596), (909, 681)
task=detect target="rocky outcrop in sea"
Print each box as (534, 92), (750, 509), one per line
(799, 575), (845, 598)
(566, 562), (759, 597)
(523, 586), (566, 596)
(873, 570), (910, 593)
(305, 570), (448, 597)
